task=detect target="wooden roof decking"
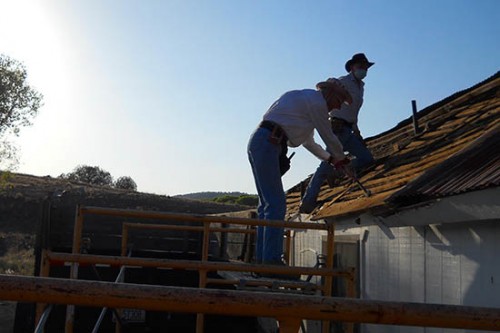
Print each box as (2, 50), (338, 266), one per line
(286, 72), (500, 221)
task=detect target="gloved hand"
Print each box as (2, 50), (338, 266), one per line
(329, 157), (356, 179)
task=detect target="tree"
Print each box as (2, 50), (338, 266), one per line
(213, 195), (238, 204)
(0, 54), (43, 168)
(114, 176), (137, 191)
(212, 194), (258, 207)
(60, 165), (113, 187)
(235, 195), (258, 207)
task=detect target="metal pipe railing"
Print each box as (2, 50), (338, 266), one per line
(1, 275), (499, 332)
(91, 252), (129, 333)
(34, 304), (53, 333)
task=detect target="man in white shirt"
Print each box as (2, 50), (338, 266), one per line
(300, 53), (376, 214)
(248, 79), (352, 266)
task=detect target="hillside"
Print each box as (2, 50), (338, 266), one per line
(0, 172), (253, 273)
(174, 191), (249, 200)
(0, 172), (258, 332)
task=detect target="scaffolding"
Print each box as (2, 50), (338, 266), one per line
(5, 205), (500, 333)
(36, 205), (356, 333)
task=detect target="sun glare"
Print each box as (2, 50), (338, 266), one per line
(1, 1), (71, 96)
(1, 1), (75, 173)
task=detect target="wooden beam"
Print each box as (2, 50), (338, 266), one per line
(1, 275), (499, 331)
(46, 252), (352, 278)
(80, 206), (328, 230)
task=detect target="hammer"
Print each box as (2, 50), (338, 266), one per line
(352, 177), (372, 197)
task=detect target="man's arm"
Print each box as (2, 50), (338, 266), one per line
(311, 108), (345, 161)
(302, 133), (330, 161)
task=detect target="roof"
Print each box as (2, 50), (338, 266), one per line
(286, 72), (500, 221)
(388, 125), (500, 205)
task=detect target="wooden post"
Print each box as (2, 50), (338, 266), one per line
(345, 270), (356, 333)
(120, 224), (129, 257)
(65, 205), (84, 333)
(278, 317), (302, 333)
(323, 223), (335, 333)
(284, 230), (291, 264)
(35, 249), (51, 329)
(196, 222), (211, 333)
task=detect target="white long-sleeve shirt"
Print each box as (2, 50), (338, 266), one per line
(262, 89), (345, 161)
(328, 73), (364, 132)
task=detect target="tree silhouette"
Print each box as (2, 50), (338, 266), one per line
(0, 54), (43, 168)
(114, 176), (137, 191)
(60, 165), (113, 187)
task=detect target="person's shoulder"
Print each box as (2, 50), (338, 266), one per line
(337, 74), (350, 82)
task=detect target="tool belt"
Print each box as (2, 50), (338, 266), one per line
(330, 117), (353, 135)
(259, 120), (288, 145)
(259, 120), (291, 176)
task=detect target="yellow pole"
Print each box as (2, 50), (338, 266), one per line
(196, 222), (211, 333)
(278, 317), (302, 333)
(123, 222), (256, 235)
(80, 206), (327, 231)
(46, 252), (348, 278)
(323, 223), (335, 333)
(120, 224), (129, 257)
(284, 230), (291, 264)
(65, 205), (84, 333)
(35, 249), (51, 329)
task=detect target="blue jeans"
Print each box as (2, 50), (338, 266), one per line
(248, 127), (286, 264)
(300, 125), (374, 213)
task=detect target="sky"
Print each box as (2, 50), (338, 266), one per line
(1, 0), (499, 196)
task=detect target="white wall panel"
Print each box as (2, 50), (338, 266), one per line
(360, 220), (500, 333)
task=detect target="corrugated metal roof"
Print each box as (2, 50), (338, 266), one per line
(286, 71), (500, 220)
(388, 125), (500, 204)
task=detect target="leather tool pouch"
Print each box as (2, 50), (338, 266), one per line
(264, 122), (291, 176)
(279, 144), (291, 176)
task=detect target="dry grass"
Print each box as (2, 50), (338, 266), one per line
(0, 232), (35, 276)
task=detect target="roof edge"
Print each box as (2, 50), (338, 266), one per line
(366, 71), (500, 142)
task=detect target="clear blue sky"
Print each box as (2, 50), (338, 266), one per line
(1, 0), (499, 195)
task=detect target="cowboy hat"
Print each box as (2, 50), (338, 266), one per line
(345, 53), (374, 72)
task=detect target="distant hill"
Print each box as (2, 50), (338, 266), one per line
(0, 173), (252, 234)
(174, 191), (249, 201)
(0, 172), (253, 278)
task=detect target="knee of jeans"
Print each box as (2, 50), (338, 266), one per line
(299, 200), (316, 214)
(352, 154), (373, 169)
(359, 155), (375, 168)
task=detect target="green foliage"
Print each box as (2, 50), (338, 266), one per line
(212, 194), (258, 207)
(213, 195), (238, 204)
(0, 170), (13, 190)
(60, 165), (114, 187)
(114, 176), (137, 191)
(59, 165), (137, 191)
(0, 54), (43, 169)
(235, 195), (259, 206)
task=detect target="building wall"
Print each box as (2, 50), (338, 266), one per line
(361, 220), (500, 333)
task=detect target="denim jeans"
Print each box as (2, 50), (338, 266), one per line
(300, 125), (374, 213)
(248, 127), (286, 264)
